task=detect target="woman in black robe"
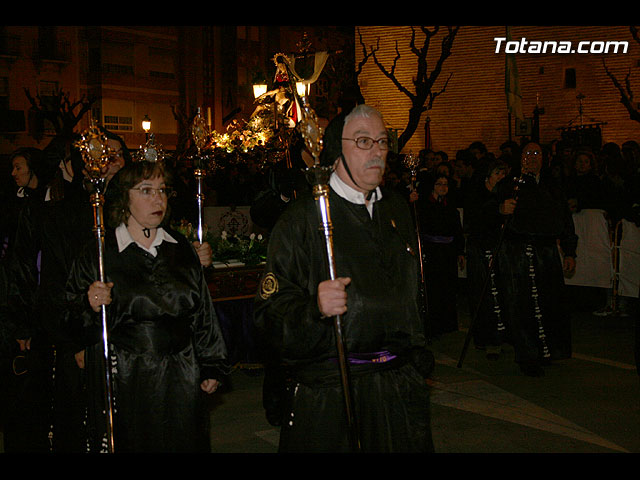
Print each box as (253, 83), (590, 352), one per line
(65, 160), (228, 453)
(416, 173), (465, 336)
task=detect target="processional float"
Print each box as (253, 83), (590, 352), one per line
(74, 123), (117, 453)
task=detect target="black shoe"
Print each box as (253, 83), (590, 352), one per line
(520, 362), (545, 377)
(265, 409), (283, 427)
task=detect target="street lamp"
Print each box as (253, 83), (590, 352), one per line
(142, 115), (151, 140)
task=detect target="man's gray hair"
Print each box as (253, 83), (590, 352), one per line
(343, 104), (383, 128)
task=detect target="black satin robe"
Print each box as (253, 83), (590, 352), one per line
(494, 173), (578, 365)
(65, 227), (228, 453)
(6, 180), (92, 452)
(254, 187), (434, 453)
(463, 181), (509, 349)
(416, 194), (465, 336)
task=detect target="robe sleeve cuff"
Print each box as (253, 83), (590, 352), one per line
(200, 363), (230, 384)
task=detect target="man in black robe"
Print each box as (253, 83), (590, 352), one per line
(463, 159), (509, 359)
(253, 105), (434, 452)
(494, 142), (577, 377)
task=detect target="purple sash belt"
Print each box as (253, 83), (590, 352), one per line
(330, 350), (397, 365)
(423, 234), (454, 244)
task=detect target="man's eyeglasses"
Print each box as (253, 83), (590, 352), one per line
(342, 137), (389, 150)
(130, 186), (174, 197)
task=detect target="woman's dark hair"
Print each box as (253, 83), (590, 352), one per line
(107, 161), (172, 228)
(100, 127), (132, 166)
(430, 172), (450, 191)
(9, 147), (48, 185)
(484, 159), (508, 180)
(434, 160), (453, 177)
(570, 148), (595, 174)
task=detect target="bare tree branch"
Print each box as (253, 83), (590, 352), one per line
(367, 37), (415, 101)
(603, 26), (640, 123)
(630, 25), (640, 45)
(355, 28), (376, 77)
(603, 58), (640, 123)
(358, 26), (459, 150)
(24, 86), (96, 138)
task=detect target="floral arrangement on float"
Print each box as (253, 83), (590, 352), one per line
(209, 118), (272, 155)
(203, 115), (295, 173)
(173, 219), (268, 266)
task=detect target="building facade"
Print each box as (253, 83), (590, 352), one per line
(0, 25), (352, 159)
(356, 25), (640, 158)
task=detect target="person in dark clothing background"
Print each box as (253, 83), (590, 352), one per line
(564, 148), (606, 213)
(249, 132), (313, 427)
(0, 146), (55, 452)
(416, 173), (465, 337)
(493, 142), (577, 377)
(464, 159), (510, 360)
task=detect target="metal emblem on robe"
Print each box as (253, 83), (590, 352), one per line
(259, 272), (279, 299)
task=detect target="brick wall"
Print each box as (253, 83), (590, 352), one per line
(357, 25), (640, 158)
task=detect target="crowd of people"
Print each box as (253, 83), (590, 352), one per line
(380, 137), (639, 376)
(1, 104), (639, 452)
(384, 138), (640, 227)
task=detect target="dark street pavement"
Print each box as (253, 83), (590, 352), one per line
(1, 287), (637, 456)
(208, 286), (640, 454)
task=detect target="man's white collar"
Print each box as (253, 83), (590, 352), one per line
(116, 222), (177, 257)
(329, 172), (382, 217)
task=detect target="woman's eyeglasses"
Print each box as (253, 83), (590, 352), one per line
(130, 186), (174, 198)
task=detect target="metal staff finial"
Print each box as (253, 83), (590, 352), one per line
(401, 151), (430, 337)
(74, 121), (113, 187)
(190, 107), (210, 244)
(74, 120), (116, 453)
(135, 133), (167, 164)
(298, 96), (324, 164)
